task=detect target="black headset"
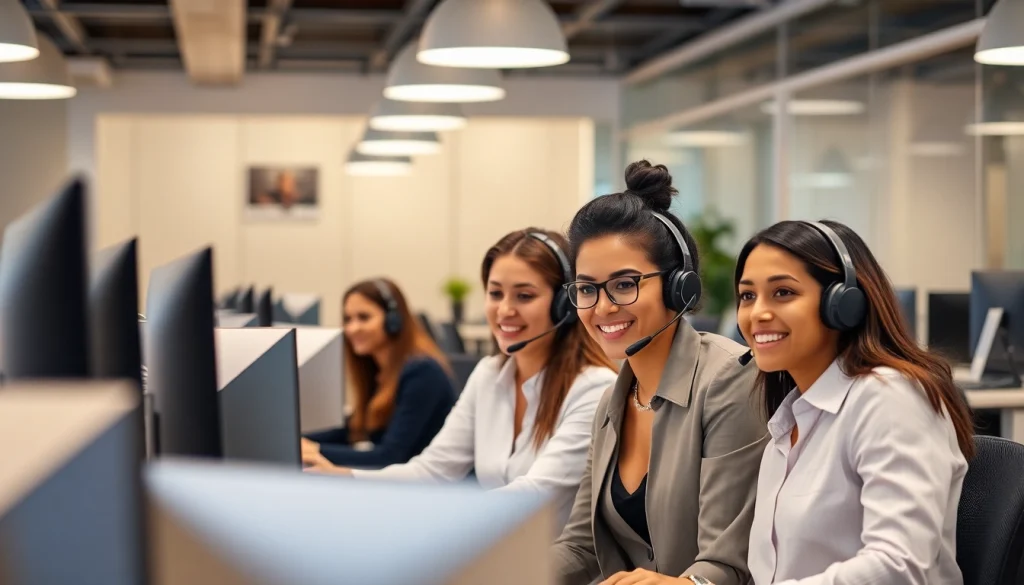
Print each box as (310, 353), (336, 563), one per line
(373, 279), (403, 336)
(803, 221), (866, 331)
(526, 232), (577, 326)
(651, 212), (702, 312)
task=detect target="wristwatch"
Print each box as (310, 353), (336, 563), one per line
(684, 576), (714, 585)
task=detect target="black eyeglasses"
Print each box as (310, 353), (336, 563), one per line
(563, 271), (666, 309)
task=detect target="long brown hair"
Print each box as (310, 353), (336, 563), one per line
(482, 229), (617, 450)
(343, 278), (450, 441)
(734, 220), (975, 460)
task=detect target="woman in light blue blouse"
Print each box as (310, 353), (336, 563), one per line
(734, 219), (974, 585)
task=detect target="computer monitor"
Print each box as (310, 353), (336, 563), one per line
(895, 288), (917, 337)
(295, 327), (344, 433)
(144, 459), (556, 585)
(89, 238), (142, 389)
(218, 287), (240, 311)
(236, 286), (255, 314)
(0, 380), (145, 585)
(256, 287), (273, 327)
(928, 292), (971, 365)
(216, 327), (301, 467)
(215, 310), (259, 328)
(969, 271), (1024, 376)
(0, 178), (89, 379)
(144, 247), (221, 458)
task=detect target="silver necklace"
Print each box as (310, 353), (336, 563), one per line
(632, 379), (653, 412)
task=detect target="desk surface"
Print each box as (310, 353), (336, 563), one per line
(966, 388), (1024, 409)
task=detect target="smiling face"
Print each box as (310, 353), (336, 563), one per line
(736, 243), (840, 388)
(573, 235), (673, 360)
(485, 254), (556, 355)
(342, 292), (390, 357)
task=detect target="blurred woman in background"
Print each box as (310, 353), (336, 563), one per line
(301, 278), (456, 469)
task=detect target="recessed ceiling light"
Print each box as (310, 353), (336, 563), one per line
(760, 99), (865, 116)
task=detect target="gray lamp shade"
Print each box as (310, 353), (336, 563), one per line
(976, 0), (1024, 66)
(355, 128), (441, 157)
(0, 0), (38, 63)
(345, 151), (413, 176)
(0, 34), (75, 99)
(369, 98), (467, 132)
(418, 0), (570, 69)
(965, 75), (1024, 136)
(384, 43), (505, 103)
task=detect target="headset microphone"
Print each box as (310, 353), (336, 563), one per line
(624, 294), (696, 358)
(507, 312), (573, 354)
(738, 350), (754, 366)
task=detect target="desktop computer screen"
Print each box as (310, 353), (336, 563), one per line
(236, 286), (255, 314)
(970, 271), (1024, 376)
(89, 237), (142, 388)
(928, 292), (972, 365)
(895, 288), (916, 336)
(0, 178), (89, 379)
(145, 247), (221, 458)
(256, 287), (274, 327)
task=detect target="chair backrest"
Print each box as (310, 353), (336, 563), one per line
(439, 322), (466, 354)
(957, 435), (1024, 585)
(417, 313), (437, 341)
(446, 353), (481, 396)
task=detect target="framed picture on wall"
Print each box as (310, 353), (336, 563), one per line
(245, 165), (319, 221)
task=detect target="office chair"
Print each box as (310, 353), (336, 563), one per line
(439, 322), (466, 354)
(956, 435), (1024, 585)
(417, 313), (437, 342)
(446, 353), (481, 396)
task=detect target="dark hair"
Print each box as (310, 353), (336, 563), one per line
(734, 220), (975, 460)
(566, 160), (702, 311)
(482, 228), (617, 450)
(342, 278), (450, 442)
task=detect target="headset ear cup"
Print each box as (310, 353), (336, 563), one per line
(551, 289), (577, 325)
(836, 287), (867, 330)
(385, 311), (403, 336)
(679, 271), (702, 311)
(662, 269), (683, 312)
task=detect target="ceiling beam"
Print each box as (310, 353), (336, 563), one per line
(368, 0), (436, 72)
(169, 0), (247, 85)
(28, 3), (171, 20)
(562, 0), (626, 40)
(33, 0), (90, 54)
(257, 0), (294, 69)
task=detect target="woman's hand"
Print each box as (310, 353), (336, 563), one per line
(301, 437), (320, 456)
(599, 569), (703, 585)
(301, 449), (353, 476)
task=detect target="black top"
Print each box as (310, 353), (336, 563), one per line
(303, 356), (456, 469)
(611, 463), (651, 545)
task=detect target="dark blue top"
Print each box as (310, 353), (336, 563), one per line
(304, 356), (456, 469)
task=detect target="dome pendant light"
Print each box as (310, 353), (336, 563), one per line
(356, 128), (442, 157)
(346, 152), (413, 176)
(975, 0), (1024, 66)
(0, 0), (39, 63)
(384, 43), (505, 103)
(369, 98), (467, 132)
(0, 35), (76, 99)
(417, 0), (570, 69)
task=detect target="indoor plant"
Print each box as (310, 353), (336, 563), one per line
(688, 208), (737, 325)
(442, 276), (472, 324)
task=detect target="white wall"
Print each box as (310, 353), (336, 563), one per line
(95, 114), (594, 327)
(0, 100), (68, 229)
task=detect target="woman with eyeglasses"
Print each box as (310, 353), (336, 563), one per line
(551, 160), (768, 585)
(305, 228), (618, 535)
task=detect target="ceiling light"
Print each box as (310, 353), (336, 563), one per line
(345, 152), (413, 176)
(964, 73), (1024, 136)
(0, 0), (38, 63)
(417, 0), (570, 69)
(908, 142), (967, 157)
(356, 128), (441, 157)
(664, 120), (748, 148)
(760, 99), (865, 116)
(796, 148), (852, 189)
(384, 43), (505, 103)
(975, 0), (1024, 66)
(0, 35), (75, 99)
(369, 98), (467, 132)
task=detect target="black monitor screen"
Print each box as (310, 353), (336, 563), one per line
(970, 271), (1024, 374)
(928, 292), (971, 365)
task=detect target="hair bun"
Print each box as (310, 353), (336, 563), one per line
(624, 160), (676, 212)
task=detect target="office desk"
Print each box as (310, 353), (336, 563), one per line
(457, 323), (493, 355)
(965, 388), (1024, 443)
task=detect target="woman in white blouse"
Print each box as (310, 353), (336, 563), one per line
(734, 219), (975, 585)
(304, 228), (618, 532)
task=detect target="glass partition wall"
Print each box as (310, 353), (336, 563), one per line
(619, 0), (1017, 342)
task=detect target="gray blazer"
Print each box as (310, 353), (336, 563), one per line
(552, 322), (768, 585)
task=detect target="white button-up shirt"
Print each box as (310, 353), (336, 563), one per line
(353, 355), (617, 532)
(748, 360), (968, 585)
